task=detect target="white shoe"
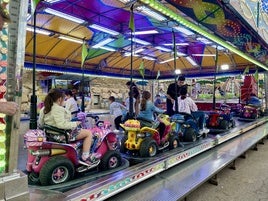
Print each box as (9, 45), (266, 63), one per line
(199, 128), (210, 135)
(113, 129), (120, 133)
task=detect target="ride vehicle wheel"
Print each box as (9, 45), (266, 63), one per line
(231, 120), (236, 128)
(219, 120), (228, 129)
(99, 150), (122, 171)
(28, 172), (40, 185)
(168, 135), (179, 150)
(139, 138), (158, 157)
(120, 136), (128, 153)
(251, 113), (257, 119)
(39, 156), (75, 186)
(183, 128), (196, 142)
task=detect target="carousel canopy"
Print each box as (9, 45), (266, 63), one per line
(25, 0), (268, 79)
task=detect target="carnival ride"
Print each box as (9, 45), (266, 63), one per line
(120, 114), (179, 157)
(170, 112), (208, 142)
(24, 114), (123, 186)
(206, 104), (236, 133)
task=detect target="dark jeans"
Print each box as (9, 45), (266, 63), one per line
(114, 115), (123, 130)
(166, 100), (174, 116)
(192, 111), (206, 129)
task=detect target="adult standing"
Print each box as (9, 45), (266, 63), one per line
(166, 75), (188, 116)
(65, 90), (79, 118)
(126, 81), (140, 116)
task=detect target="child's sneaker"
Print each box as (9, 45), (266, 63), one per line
(198, 128), (210, 135)
(80, 153), (101, 166)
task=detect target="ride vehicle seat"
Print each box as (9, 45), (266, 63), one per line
(247, 95), (261, 108)
(43, 124), (75, 144)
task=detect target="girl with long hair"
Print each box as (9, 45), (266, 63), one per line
(38, 88), (99, 165)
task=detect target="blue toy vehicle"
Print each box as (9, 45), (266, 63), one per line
(170, 112), (208, 143)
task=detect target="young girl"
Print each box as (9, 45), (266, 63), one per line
(38, 88), (98, 165)
(173, 87), (209, 134)
(138, 91), (165, 121)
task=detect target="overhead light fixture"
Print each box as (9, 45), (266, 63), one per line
(136, 6), (167, 21)
(44, 8), (85, 24)
(89, 24), (120, 36)
(211, 45), (225, 51)
(221, 64), (229, 70)
(159, 57), (178, 64)
(155, 46), (172, 52)
(163, 43), (189, 46)
(185, 56), (198, 66)
(124, 48), (145, 56)
(117, 0), (133, 3)
(196, 37), (212, 44)
(132, 30), (158, 35)
(44, 0), (62, 3)
(175, 69), (181, 74)
(174, 26), (194, 36)
(58, 36), (83, 44)
(99, 46), (116, 52)
(128, 38), (151, 45)
(192, 54), (216, 57)
(143, 56), (156, 60)
(92, 38), (115, 48)
(26, 26), (51, 35)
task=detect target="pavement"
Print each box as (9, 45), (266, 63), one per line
(17, 114), (268, 201)
(186, 138), (268, 201)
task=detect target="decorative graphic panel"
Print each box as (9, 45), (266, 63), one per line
(166, 0), (268, 65)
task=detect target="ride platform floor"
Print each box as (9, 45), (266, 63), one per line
(17, 117), (268, 201)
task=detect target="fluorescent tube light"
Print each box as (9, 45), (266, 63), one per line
(211, 45), (225, 51)
(92, 38), (115, 48)
(174, 26), (194, 36)
(159, 57), (178, 64)
(59, 36), (83, 44)
(118, 0), (133, 3)
(196, 37), (212, 44)
(89, 24), (120, 36)
(163, 43), (189, 46)
(185, 56), (198, 66)
(137, 6), (167, 21)
(44, 8), (85, 24)
(221, 64), (229, 70)
(192, 54), (216, 57)
(128, 38), (150, 45)
(175, 69), (181, 74)
(143, 56), (156, 60)
(155, 46), (172, 52)
(132, 30), (158, 35)
(26, 27), (51, 35)
(124, 48), (145, 56)
(99, 46), (116, 52)
(44, 0), (62, 3)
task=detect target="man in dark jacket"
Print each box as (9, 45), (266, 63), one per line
(166, 75), (188, 116)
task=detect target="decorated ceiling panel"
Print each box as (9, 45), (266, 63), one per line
(165, 0), (268, 66)
(24, 0), (263, 79)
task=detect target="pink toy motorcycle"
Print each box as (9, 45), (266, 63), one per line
(24, 114), (122, 186)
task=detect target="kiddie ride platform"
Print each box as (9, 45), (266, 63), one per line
(29, 117), (268, 201)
